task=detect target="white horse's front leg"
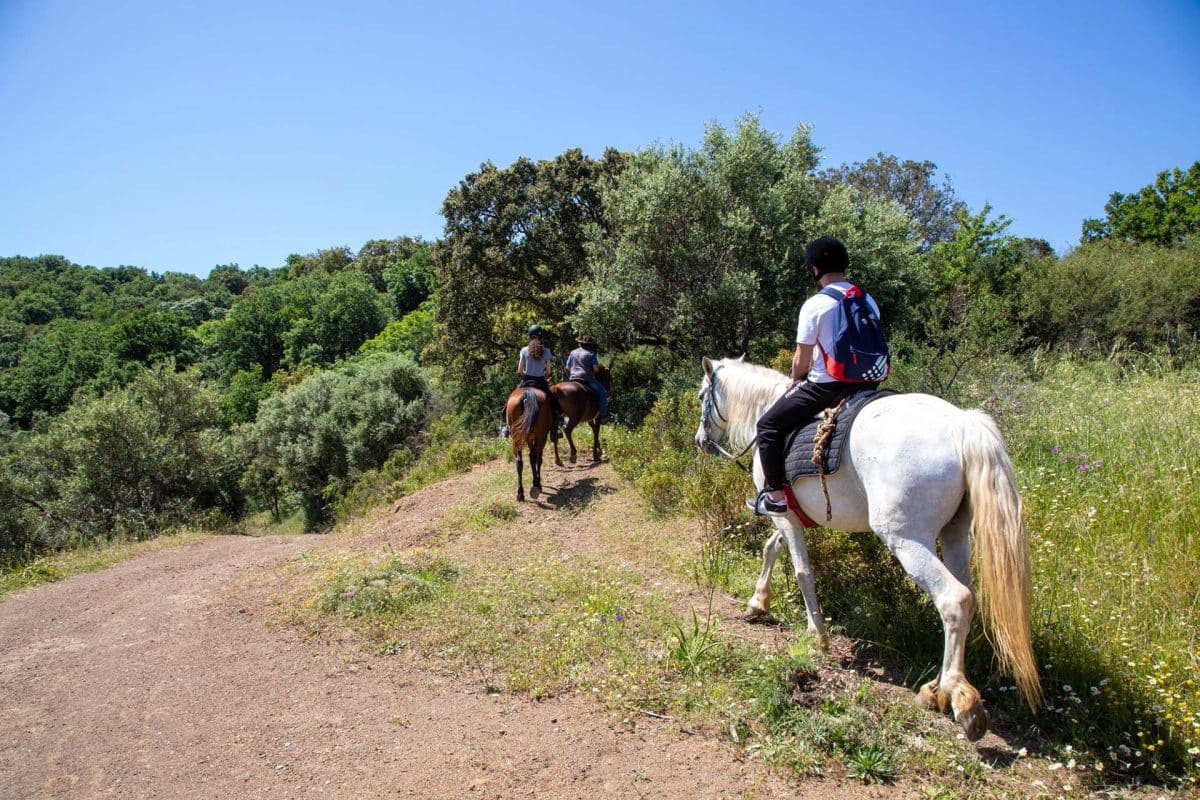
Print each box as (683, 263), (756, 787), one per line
(744, 530), (786, 621)
(778, 521), (828, 650)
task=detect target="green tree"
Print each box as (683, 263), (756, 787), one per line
(201, 280), (306, 379)
(218, 365), (273, 426)
(1, 366), (233, 554)
(573, 115), (923, 359)
(105, 309), (198, 366)
(283, 269), (389, 366)
(285, 246), (353, 278)
(359, 303), (435, 360)
(1019, 239), (1200, 355)
(819, 152), (965, 249)
(434, 147), (628, 372)
(928, 203), (1024, 295)
(0, 319), (110, 427)
(4, 290), (62, 325)
(383, 241), (436, 317)
(242, 353), (431, 528)
(1082, 162), (1200, 246)
(356, 236), (427, 293)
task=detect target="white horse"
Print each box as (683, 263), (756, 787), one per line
(694, 357), (1041, 741)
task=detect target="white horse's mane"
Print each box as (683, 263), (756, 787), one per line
(711, 358), (789, 450)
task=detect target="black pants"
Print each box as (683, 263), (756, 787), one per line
(756, 380), (878, 490)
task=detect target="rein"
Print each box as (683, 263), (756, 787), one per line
(700, 366), (757, 473)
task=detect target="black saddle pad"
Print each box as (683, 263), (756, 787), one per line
(783, 389), (896, 482)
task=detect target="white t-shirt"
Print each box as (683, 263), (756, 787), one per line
(518, 345), (553, 378)
(796, 281), (881, 384)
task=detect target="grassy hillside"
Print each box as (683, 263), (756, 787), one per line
(286, 359), (1199, 796)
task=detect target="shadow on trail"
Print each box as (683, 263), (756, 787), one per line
(535, 470), (615, 513)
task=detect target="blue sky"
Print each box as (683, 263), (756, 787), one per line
(2, 0), (1197, 276)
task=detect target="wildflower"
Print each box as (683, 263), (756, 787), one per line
(1052, 445), (1060, 454)
(1079, 463), (1089, 472)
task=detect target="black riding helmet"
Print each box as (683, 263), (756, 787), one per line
(528, 324), (544, 340)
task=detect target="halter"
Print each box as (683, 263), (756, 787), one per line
(698, 365), (756, 472)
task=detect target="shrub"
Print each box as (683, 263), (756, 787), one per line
(1018, 239), (1200, 358)
(0, 365), (234, 555)
(242, 352), (432, 529)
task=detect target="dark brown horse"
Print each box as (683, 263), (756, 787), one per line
(505, 385), (553, 500)
(551, 364), (611, 465)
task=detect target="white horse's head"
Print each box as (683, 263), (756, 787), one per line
(695, 356), (789, 454)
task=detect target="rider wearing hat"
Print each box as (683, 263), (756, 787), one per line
(566, 335), (614, 423)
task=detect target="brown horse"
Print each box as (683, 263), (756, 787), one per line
(551, 364), (611, 465)
(505, 385), (553, 501)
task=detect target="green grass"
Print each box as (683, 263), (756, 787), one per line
(1003, 361), (1200, 780)
(596, 356), (1200, 787)
(297, 540), (989, 792)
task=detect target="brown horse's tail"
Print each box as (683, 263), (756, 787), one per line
(510, 388), (540, 445)
(957, 410), (1042, 712)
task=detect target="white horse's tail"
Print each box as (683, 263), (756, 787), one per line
(957, 411), (1043, 712)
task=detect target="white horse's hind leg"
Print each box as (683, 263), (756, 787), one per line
(938, 500), (973, 590)
(881, 533), (988, 741)
(744, 530), (786, 622)
(778, 520), (828, 650)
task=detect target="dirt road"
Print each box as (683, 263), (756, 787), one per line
(0, 468), (896, 800)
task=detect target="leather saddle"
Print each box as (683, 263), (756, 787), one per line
(782, 389), (896, 482)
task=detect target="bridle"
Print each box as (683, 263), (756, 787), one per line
(698, 365), (756, 473)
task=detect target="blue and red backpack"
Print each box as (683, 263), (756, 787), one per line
(817, 285), (890, 383)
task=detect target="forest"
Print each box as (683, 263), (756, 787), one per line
(2, 118), (1197, 555)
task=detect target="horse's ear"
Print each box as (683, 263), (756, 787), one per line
(702, 356), (714, 376)
(737, 353), (746, 362)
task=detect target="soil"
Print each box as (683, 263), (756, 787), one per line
(1, 460), (947, 799)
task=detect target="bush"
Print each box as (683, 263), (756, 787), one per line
(0, 365), (234, 556)
(242, 352), (432, 529)
(1018, 239), (1200, 358)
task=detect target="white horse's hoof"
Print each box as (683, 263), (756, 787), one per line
(952, 683), (989, 741)
(742, 605), (770, 623)
(917, 680), (950, 713)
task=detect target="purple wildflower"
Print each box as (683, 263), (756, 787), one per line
(615, 612), (625, 623)
(1052, 445), (1060, 454)
(1079, 463), (1089, 472)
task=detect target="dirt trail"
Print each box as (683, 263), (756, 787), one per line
(0, 462), (903, 800)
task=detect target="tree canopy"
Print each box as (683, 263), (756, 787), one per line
(1082, 161), (1200, 246)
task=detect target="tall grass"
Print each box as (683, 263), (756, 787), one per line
(1004, 361), (1200, 779)
(609, 357), (1200, 782)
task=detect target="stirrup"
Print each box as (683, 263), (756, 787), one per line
(745, 489), (787, 516)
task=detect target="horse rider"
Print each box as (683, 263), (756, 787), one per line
(566, 335), (615, 423)
(747, 236), (887, 516)
(503, 324), (562, 438)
